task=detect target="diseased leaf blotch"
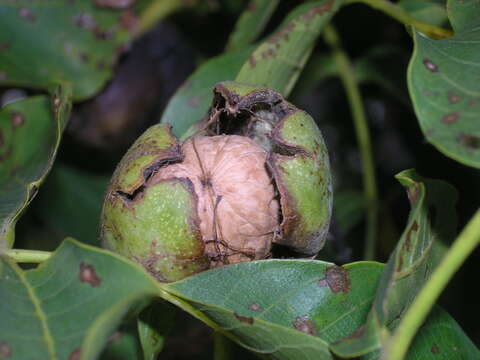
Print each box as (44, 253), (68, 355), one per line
(458, 133), (480, 149)
(292, 316), (316, 335)
(249, 303), (261, 311)
(234, 313), (254, 324)
(18, 7), (36, 23)
(0, 341), (12, 358)
(442, 113), (460, 125)
(68, 348), (81, 360)
(448, 92), (461, 104)
(79, 263), (101, 287)
(319, 265), (350, 293)
(423, 58), (439, 73)
(10, 112), (25, 128)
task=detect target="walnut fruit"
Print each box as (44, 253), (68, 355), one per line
(100, 81), (332, 282)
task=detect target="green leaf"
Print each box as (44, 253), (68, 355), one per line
(407, 0), (480, 167)
(165, 260), (384, 359)
(137, 300), (176, 360)
(0, 238), (160, 360)
(362, 307), (480, 360)
(160, 46), (253, 137)
(0, 1), (136, 100)
(0, 87), (72, 248)
(225, 0), (279, 51)
(235, 0), (343, 97)
(400, 307), (479, 359)
(34, 164), (109, 246)
(331, 169), (458, 357)
(398, 0), (448, 27)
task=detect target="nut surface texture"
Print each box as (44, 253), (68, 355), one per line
(154, 135), (279, 266)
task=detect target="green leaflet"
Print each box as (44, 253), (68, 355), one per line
(225, 0), (279, 52)
(236, 0), (344, 97)
(0, 87), (71, 248)
(0, 239), (159, 360)
(408, 0), (480, 167)
(166, 260), (384, 360)
(331, 169), (458, 357)
(0, 1), (136, 100)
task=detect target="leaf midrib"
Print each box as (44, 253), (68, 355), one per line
(14, 262), (57, 359)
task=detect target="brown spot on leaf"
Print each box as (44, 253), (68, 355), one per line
(79, 263), (101, 287)
(468, 99), (480, 107)
(120, 9), (138, 30)
(234, 313), (254, 324)
(95, 0), (135, 8)
(261, 48), (275, 60)
(267, 23), (295, 45)
(18, 7), (36, 22)
(0, 41), (11, 52)
(94, 26), (114, 40)
(406, 183), (420, 205)
(249, 303), (261, 311)
(423, 58), (439, 73)
(324, 265), (350, 293)
(335, 325), (365, 343)
(431, 343), (439, 354)
(68, 348), (81, 360)
(303, 0), (333, 21)
(80, 53), (90, 63)
(249, 55), (256, 68)
(0, 132), (4, 147)
(448, 92), (461, 104)
(442, 112), (460, 124)
(0, 72), (6, 81)
(397, 252), (404, 271)
(11, 112), (25, 127)
(459, 133), (480, 149)
(73, 13), (96, 30)
(0, 148), (12, 162)
(405, 221), (419, 252)
(52, 96), (61, 110)
(292, 316), (316, 335)
(0, 342), (12, 357)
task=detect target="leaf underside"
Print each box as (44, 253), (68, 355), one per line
(408, 0), (480, 167)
